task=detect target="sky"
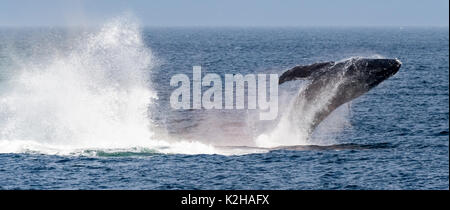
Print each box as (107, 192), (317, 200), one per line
(0, 0), (448, 27)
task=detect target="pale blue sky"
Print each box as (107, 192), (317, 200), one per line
(0, 0), (448, 27)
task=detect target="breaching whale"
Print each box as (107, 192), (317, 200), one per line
(279, 57), (401, 136)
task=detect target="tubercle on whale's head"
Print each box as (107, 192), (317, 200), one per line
(346, 58), (402, 89)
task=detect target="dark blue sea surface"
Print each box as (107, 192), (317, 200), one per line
(0, 26), (448, 189)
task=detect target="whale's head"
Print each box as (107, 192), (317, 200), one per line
(345, 58), (402, 89)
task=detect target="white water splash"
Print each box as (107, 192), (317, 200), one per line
(0, 17), (244, 156)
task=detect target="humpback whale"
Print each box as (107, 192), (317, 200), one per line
(279, 57), (401, 136)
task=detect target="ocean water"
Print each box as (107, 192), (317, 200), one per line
(0, 19), (448, 189)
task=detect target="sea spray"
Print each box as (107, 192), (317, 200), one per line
(0, 17), (158, 150)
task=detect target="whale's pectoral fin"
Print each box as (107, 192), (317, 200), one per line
(279, 61), (334, 84)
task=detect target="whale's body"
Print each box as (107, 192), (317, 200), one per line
(279, 58), (401, 136)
